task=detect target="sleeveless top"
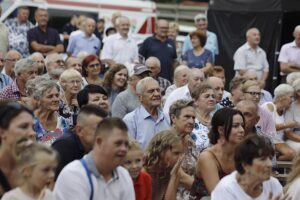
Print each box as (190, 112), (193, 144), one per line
(189, 150), (228, 200)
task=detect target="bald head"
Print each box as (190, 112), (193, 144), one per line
(294, 25), (300, 47)
(188, 68), (205, 91)
(236, 100), (259, 134)
(207, 76), (224, 102)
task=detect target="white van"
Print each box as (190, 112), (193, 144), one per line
(0, 0), (157, 42)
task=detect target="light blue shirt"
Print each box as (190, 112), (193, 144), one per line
(123, 105), (170, 150)
(182, 30), (219, 61)
(0, 73), (13, 90)
(67, 32), (101, 56)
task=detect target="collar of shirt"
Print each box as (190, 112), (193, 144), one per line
(84, 152), (119, 180)
(291, 41), (300, 48)
(115, 32), (131, 41)
(139, 105), (165, 122)
(183, 84), (191, 99)
(245, 42), (262, 52)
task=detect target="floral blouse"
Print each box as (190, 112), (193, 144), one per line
(34, 115), (69, 145)
(191, 119), (211, 153)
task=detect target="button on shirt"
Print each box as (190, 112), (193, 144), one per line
(233, 42), (269, 80)
(123, 105), (170, 150)
(54, 152), (135, 200)
(101, 33), (138, 64)
(67, 32), (101, 56)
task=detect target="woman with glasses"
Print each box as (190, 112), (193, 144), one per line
(103, 64), (128, 106)
(0, 102), (35, 197)
(58, 69), (82, 128)
(189, 107), (245, 199)
(261, 84), (296, 161)
(81, 54), (103, 86)
(212, 135), (285, 200)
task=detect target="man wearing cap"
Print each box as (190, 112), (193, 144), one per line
(123, 77), (170, 149)
(112, 64), (150, 118)
(145, 56), (171, 95)
(182, 13), (218, 61)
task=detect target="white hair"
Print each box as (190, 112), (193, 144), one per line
(136, 77), (158, 95)
(145, 57), (161, 69)
(174, 65), (190, 79)
(274, 84), (294, 100)
(292, 78), (300, 92)
(246, 27), (260, 37)
(286, 72), (300, 85)
(14, 58), (37, 75)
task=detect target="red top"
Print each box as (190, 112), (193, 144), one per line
(134, 171), (152, 200)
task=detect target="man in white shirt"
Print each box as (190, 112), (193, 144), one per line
(101, 16), (138, 66)
(278, 25), (300, 82)
(233, 28), (269, 86)
(163, 68), (204, 118)
(54, 117), (135, 200)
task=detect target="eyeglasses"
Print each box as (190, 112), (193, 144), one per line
(88, 63), (101, 68)
(245, 91), (263, 97)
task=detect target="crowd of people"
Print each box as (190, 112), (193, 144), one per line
(1, 4), (300, 200)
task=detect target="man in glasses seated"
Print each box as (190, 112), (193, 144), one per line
(44, 53), (66, 80)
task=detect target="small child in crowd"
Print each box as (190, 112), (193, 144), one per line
(122, 139), (152, 200)
(2, 137), (58, 200)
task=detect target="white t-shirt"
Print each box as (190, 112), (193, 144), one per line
(2, 187), (54, 200)
(211, 171), (283, 200)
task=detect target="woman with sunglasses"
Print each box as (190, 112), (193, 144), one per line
(212, 135), (286, 200)
(0, 102), (35, 197)
(81, 54), (103, 86)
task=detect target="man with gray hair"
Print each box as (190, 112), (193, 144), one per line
(30, 52), (46, 75)
(2, 50), (22, 80)
(278, 25), (300, 82)
(123, 77), (170, 149)
(0, 58), (38, 100)
(67, 18), (101, 57)
(182, 13), (218, 60)
(163, 68), (205, 117)
(101, 16), (138, 66)
(44, 53), (65, 80)
(145, 56), (171, 95)
(233, 27), (269, 86)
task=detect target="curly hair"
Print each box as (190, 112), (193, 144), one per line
(103, 64), (128, 93)
(143, 130), (181, 170)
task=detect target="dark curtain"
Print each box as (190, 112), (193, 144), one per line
(207, 10), (282, 91)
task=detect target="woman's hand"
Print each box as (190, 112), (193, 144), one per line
(268, 192), (291, 200)
(285, 121), (298, 129)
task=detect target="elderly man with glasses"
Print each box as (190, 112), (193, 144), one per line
(44, 53), (66, 80)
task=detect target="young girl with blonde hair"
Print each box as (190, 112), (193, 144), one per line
(2, 137), (58, 200)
